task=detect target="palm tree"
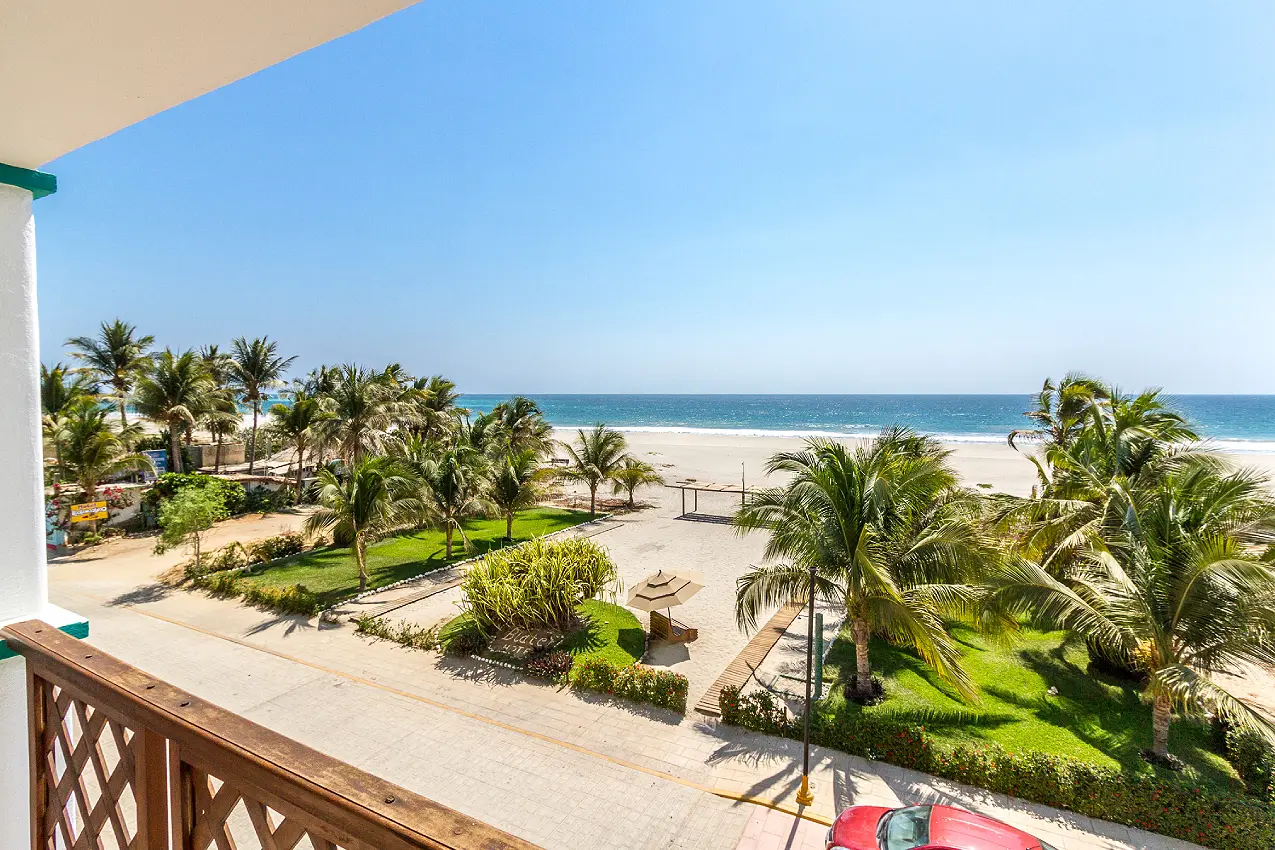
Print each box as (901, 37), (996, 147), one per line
(559, 424), (630, 516)
(733, 429), (989, 700)
(1008, 373), (1106, 454)
(270, 392), (332, 500)
(490, 396), (554, 458)
(229, 336), (296, 474)
(304, 456), (420, 592)
(489, 450), (545, 541)
(321, 364), (413, 464)
(413, 444), (491, 558)
(41, 362), (93, 475)
(611, 456), (664, 508)
(55, 398), (153, 502)
(66, 319), (154, 425)
(132, 349), (215, 474)
(985, 456), (1275, 761)
(409, 375), (465, 441)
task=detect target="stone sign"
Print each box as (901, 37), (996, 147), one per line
(489, 626), (564, 659)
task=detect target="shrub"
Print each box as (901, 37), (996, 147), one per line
(461, 537), (618, 636)
(570, 657), (688, 713)
(1220, 722), (1275, 801)
(247, 532), (306, 564)
(243, 487), (297, 514)
(437, 615), (489, 656)
(238, 583), (320, 616)
(717, 689), (1275, 850)
(525, 650), (574, 682)
(145, 472), (246, 516)
(354, 615), (438, 651)
(719, 686), (797, 736)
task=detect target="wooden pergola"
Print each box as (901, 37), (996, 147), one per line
(666, 480), (756, 521)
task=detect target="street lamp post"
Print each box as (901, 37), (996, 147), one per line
(796, 561), (816, 806)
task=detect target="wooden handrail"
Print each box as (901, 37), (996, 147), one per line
(3, 619), (538, 850)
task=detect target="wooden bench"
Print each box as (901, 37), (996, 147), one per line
(650, 610), (698, 643)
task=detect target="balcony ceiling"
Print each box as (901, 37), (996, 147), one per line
(0, 0), (420, 169)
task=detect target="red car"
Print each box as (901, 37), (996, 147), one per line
(827, 804), (1060, 850)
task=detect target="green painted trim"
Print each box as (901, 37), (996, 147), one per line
(0, 162), (57, 199)
(0, 618), (89, 661)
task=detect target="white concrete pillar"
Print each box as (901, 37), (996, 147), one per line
(0, 180), (47, 850)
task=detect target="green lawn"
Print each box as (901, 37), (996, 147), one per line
(236, 508), (592, 606)
(821, 623), (1240, 790)
(559, 599), (645, 668)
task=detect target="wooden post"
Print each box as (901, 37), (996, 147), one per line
(135, 730), (169, 850)
(27, 668), (48, 850)
(169, 743), (194, 850)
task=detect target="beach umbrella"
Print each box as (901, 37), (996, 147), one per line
(626, 569), (704, 619)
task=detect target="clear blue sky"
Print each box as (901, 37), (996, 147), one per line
(35, 1), (1275, 393)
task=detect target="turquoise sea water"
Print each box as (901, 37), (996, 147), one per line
(461, 394), (1275, 452)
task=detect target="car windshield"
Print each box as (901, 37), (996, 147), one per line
(876, 806), (931, 850)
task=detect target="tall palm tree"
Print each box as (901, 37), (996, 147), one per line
(304, 456), (420, 592)
(41, 362), (93, 476)
(409, 375), (465, 441)
(1008, 373), (1106, 454)
(489, 450), (545, 541)
(321, 364), (413, 464)
(611, 456), (664, 508)
(412, 444), (491, 558)
(490, 396), (554, 458)
(229, 336), (296, 474)
(986, 456), (1275, 761)
(132, 349), (215, 474)
(559, 424), (630, 516)
(734, 429), (989, 700)
(65, 319), (154, 425)
(270, 392), (333, 500)
(55, 398), (152, 502)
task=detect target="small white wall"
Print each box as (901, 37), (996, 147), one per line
(0, 183), (46, 850)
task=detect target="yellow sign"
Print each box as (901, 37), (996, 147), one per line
(70, 501), (108, 523)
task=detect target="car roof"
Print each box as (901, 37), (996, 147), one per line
(927, 806), (1040, 850)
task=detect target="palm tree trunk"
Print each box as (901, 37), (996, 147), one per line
(247, 402), (259, 474)
(852, 617), (872, 696)
(506, 512), (514, 541)
(356, 535), (368, 592)
(589, 484), (597, 516)
(170, 425), (183, 474)
(214, 435), (222, 473)
(1151, 690), (1172, 759)
(628, 487), (635, 508)
(446, 525), (454, 559)
(295, 443), (305, 501)
(117, 382), (128, 426)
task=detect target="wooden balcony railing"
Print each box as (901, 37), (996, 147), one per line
(1, 619), (539, 850)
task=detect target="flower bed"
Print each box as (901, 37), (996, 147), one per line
(572, 657), (688, 713)
(718, 686), (1274, 850)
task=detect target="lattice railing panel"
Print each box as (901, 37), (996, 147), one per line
(185, 765), (345, 850)
(35, 678), (141, 850)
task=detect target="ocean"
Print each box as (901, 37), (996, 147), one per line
(460, 394), (1275, 453)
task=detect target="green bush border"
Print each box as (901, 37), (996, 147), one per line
(719, 686), (1275, 850)
(571, 656), (688, 713)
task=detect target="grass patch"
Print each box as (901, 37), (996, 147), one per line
(233, 508), (591, 607)
(821, 623), (1240, 790)
(559, 599), (645, 669)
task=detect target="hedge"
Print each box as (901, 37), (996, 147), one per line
(571, 657), (688, 713)
(191, 569), (320, 616)
(718, 686), (1275, 850)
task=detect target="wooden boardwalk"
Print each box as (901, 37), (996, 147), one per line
(694, 600), (804, 717)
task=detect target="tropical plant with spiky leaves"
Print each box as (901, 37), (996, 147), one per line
(408, 374), (466, 441)
(984, 455), (1275, 761)
(611, 456), (664, 508)
(65, 319), (154, 425)
(41, 362), (94, 475)
(304, 456), (421, 592)
(270, 392), (333, 500)
(558, 424), (630, 516)
(132, 349), (216, 474)
(55, 398), (153, 502)
(489, 450), (546, 540)
(733, 429), (991, 701)
(229, 337), (296, 474)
